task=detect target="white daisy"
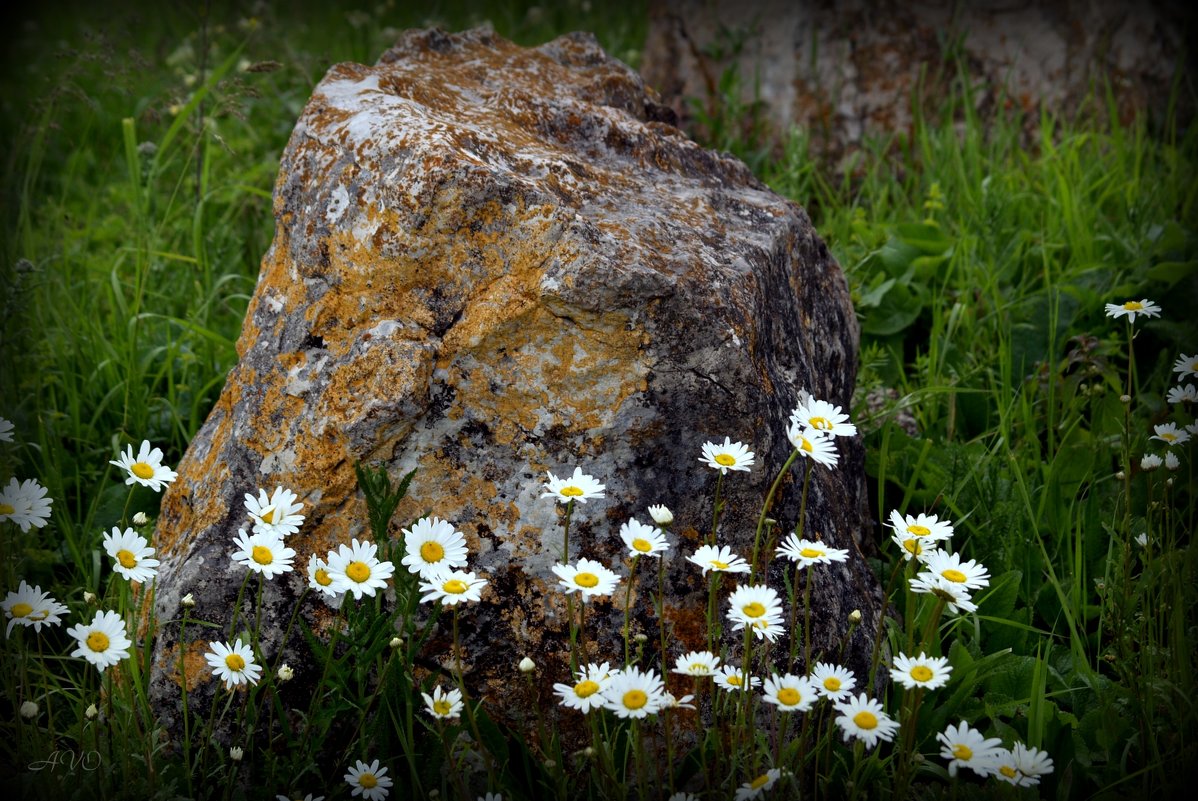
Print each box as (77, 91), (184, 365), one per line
(699, 437), (755, 474)
(887, 509), (954, 542)
(109, 440), (177, 492)
(687, 544), (751, 575)
(833, 693), (900, 748)
(714, 665), (761, 693)
(1189, 421), (1198, 436)
(1104, 298), (1161, 323)
(551, 558), (620, 601)
(810, 662), (857, 701)
(747, 616), (787, 643)
(918, 551), (990, 591)
(326, 539), (395, 600)
(1140, 453), (1163, 471)
(1151, 422), (1190, 446)
(667, 794), (698, 801)
(205, 640), (262, 689)
(762, 673), (819, 712)
(400, 516), (469, 579)
(937, 721), (1003, 778)
(665, 691), (696, 710)
(734, 768), (783, 800)
(890, 652), (952, 690)
(776, 534), (849, 568)
(648, 505), (673, 525)
(890, 530), (939, 562)
(422, 685), (463, 720)
(1166, 451), (1181, 471)
(541, 467), (606, 504)
(785, 423), (838, 468)
(908, 573), (978, 614)
(307, 554), (341, 597)
(619, 518), (669, 558)
(1010, 743), (1054, 785)
(244, 486), (305, 537)
(0, 477), (53, 532)
(276, 795), (324, 801)
(66, 610), (132, 672)
(671, 650), (721, 677)
(553, 661), (615, 713)
(419, 569), (488, 606)
(344, 758), (393, 800)
(0, 417), (13, 442)
(791, 397), (857, 438)
(600, 666), (668, 719)
(102, 526), (160, 583)
(726, 584), (785, 639)
(3, 581), (69, 636)
(230, 529), (296, 580)
(1166, 384), (1197, 404)
(1173, 353), (1198, 381)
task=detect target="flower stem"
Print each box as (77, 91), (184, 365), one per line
(752, 449), (801, 577)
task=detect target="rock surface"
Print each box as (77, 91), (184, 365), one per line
(641, 0), (1192, 158)
(148, 26), (878, 744)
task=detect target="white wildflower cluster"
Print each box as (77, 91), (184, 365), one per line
(936, 721), (1055, 786)
(1139, 345), (1197, 472)
(887, 509), (990, 615)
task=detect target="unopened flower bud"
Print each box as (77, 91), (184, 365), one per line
(544, 759), (556, 770)
(85, 703), (98, 719)
(229, 746), (243, 762)
(19, 701), (38, 719)
(83, 591), (97, 604)
(848, 609), (862, 624)
(1115, 471), (1126, 481)
(647, 504), (673, 525)
(1120, 394), (1131, 404)
(389, 637), (403, 649)
(181, 593), (196, 609)
(1140, 454), (1162, 471)
(634, 632), (648, 643)
(519, 656), (536, 673)
(277, 664), (294, 682)
(132, 511), (149, 526)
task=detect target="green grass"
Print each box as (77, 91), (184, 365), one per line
(2, 2), (1196, 800)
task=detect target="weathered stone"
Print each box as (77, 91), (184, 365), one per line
(641, 0), (1191, 158)
(148, 26), (879, 750)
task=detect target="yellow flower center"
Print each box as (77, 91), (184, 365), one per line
(799, 437), (814, 453)
(853, 710), (878, 729)
(777, 688), (801, 706)
(11, 602), (33, 618)
(690, 663), (708, 673)
(727, 675), (743, 687)
(750, 774), (771, 789)
(714, 453), (737, 466)
(907, 525), (931, 537)
(942, 569), (967, 583)
(346, 561), (371, 583)
(809, 416), (832, 430)
(710, 560), (730, 570)
(910, 665), (934, 682)
(0, 503), (14, 515)
(574, 679), (600, 698)
(225, 653), (246, 671)
(87, 631), (110, 652)
(799, 547), (824, 559)
(574, 572), (600, 588)
(632, 538), (653, 553)
(742, 602), (766, 618)
(260, 507), (276, 524)
(902, 538), (923, 555)
(433, 699), (452, 716)
(314, 568), (332, 586)
(420, 540), (445, 562)
(622, 689), (648, 710)
(1123, 301), (1144, 311)
(952, 743), (973, 761)
(359, 773), (378, 789)
(443, 579), (468, 594)
(999, 765), (1018, 779)
(251, 545), (273, 565)
(1161, 432), (1177, 442)
(823, 677), (842, 691)
(560, 486), (584, 497)
(131, 462), (156, 480)
(117, 550), (138, 569)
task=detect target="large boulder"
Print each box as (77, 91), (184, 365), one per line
(148, 26), (878, 744)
